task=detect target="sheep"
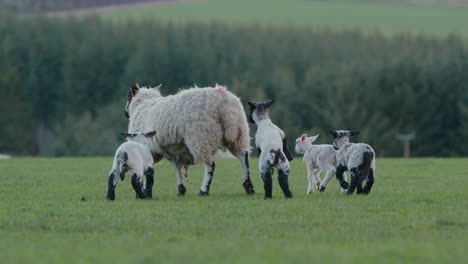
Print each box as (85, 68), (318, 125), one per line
(248, 99), (294, 199)
(106, 131), (156, 200)
(125, 83), (254, 197)
(329, 130), (376, 195)
(294, 134), (348, 194)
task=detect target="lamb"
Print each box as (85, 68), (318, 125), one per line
(248, 99), (294, 199)
(294, 134), (347, 194)
(125, 83), (254, 197)
(329, 130), (376, 195)
(106, 131), (156, 200)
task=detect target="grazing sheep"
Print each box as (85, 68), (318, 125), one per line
(248, 99), (294, 199)
(294, 134), (347, 194)
(106, 131), (156, 200)
(329, 130), (376, 195)
(125, 84), (254, 197)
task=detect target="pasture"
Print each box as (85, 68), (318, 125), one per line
(101, 0), (468, 36)
(0, 157), (466, 263)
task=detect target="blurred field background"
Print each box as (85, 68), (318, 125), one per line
(0, 0), (467, 158)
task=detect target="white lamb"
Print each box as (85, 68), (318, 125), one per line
(294, 134), (347, 194)
(329, 130), (376, 195)
(125, 84), (254, 197)
(106, 131), (156, 200)
(248, 99), (294, 199)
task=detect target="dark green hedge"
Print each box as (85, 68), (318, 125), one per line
(0, 15), (467, 156)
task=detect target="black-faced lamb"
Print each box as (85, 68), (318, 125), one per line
(106, 131), (156, 200)
(125, 84), (254, 197)
(294, 134), (347, 194)
(248, 99), (294, 199)
(329, 130), (376, 195)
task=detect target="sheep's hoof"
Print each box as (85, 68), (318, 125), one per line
(178, 184), (187, 197)
(264, 196), (272, 200)
(284, 194), (293, 199)
(106, 195), (115, 201)
(198, 190), (209, 197)
(242, 180), (255, 195)
(319, 186), (326, 192)
(340, 181), (349, 189)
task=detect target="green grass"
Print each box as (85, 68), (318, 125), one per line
(101, 0), (468, 36)
(0, 157), (467, 263)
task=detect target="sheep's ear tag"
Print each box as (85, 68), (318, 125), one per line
(301, 135), (307, 141)
(131, 84), (140, 95)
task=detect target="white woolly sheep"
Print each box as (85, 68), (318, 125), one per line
(106, 131), (156, 200)
(125, 84), (254, 197)
(329, 130), (376, 195)
(294, 134), (348, 194)
(248, 99), (294, 199)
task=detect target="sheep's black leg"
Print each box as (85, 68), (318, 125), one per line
(131, 173), (146, 199)
(175, 165), (187, 197)
(335, 165), (349, 190)
(346, 167), (359, 195)
(362, 168), (375, 195)
(278, 164), (293, 198)
(240, 151), (255, 195)
(356, 183), (364, 194)
(199, 162), (215, 196)
(106, 172), (117, 200)
(261, 165), (273, 199)
(145, 167), (154, 199)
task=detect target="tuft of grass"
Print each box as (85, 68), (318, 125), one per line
(100, 0), (468, 36)
(0, 157), (467, 263)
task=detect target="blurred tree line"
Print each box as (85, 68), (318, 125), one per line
(0, 15), (467, 157)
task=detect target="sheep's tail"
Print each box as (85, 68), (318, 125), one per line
(360, 151), (374, 182)
(218, 91), (251, 154)
(115, 151), (128, 180)
(269, 149), (282, 166)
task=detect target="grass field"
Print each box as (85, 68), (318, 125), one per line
(0, 157), (466, 263)
(100, 0), (468, 36)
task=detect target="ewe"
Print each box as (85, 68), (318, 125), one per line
(248, 99), (294, 199)
(125, 84), (254, 197)
(106, 131), (156, 200)
(329, 130), (376, 195)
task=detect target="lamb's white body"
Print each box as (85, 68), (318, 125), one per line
(330, 130), (376, 195)
(295, 134), (347, 194)
(106, 132), (155, 200)
(126, 84), (254, 196)
(249, 100), (293, 199)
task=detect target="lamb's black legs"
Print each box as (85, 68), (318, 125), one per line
(199, 162), (215, 196)
(106, 172), (117, 200)
(145, 167), (154, 198)
(261, 167), (273, 199)
(362, 168), (375, 195)
(336, 165), (349, 190)
(239, 151), (255, 195)
(346, 167), (360, 195)
(175, 165), (187, 197)
(131, 173), (146, 199)
(278, 167), (293, 198)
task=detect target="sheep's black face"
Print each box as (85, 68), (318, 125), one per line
(329, 130), (360, 150)
(247, 99), (275, 124)
(247, 102), (256, 124)
(125, 84), (140, 119)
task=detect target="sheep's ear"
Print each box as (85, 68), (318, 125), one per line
(248, 102), (256, 108)
(154, 84), (162, 90)
(120, 132), (136, 139)
(329, 130), (338, 138)
(265, 98), (275, 108)
(308, 134), (319, 143)
(131, 84), (140, 96)
(144, 131), (156, 138)
(349, 130), (360, 137)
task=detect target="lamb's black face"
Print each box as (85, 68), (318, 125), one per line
(247, 99), (275, 124)
(329, 130), (360, 150)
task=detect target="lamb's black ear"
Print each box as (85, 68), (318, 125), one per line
(265, 98), (275, 108)
(349, 130), (360, 137)
(120, 132), (135, 139)
(130, 83), (140, 96)
(144, 131), (156, 138)
(248, 102), (256, 108)
(329, 130), (338, 138)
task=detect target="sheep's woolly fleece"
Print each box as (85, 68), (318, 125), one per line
(128, 85), (251, 166)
